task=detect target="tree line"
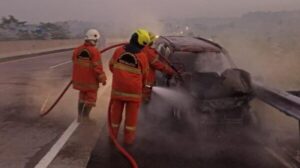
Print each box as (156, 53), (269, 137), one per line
(0, 15), (71, 40)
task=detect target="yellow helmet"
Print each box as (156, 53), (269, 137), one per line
(148, 32), (156, 43)
(135, 29), (151, 46)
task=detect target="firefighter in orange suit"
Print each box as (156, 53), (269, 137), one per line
(142, 32), (175, 102)
(109, 29), (150, 145)
(72, 29), (107, 122)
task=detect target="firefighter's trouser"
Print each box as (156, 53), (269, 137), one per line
(79, 90), (98, 107)
(110, 99), (140, 145)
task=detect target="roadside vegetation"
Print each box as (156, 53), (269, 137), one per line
(0, 15), (71, 40)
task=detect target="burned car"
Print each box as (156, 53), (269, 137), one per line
(150, 36), (254, 125)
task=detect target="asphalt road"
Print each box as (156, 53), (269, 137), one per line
(87, 113), (295, 168)
(0, 51), (298, 168)
(0, 50), (113, 168)
(0, 51), (77, 168)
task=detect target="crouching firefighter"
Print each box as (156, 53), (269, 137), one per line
(72, 29), (107, 122)
(109, 29), (150, 145)
(142, 32), (175, 102)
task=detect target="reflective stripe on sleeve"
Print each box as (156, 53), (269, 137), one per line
(99, 73), (106, 78)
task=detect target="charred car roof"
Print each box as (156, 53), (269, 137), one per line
(158, 36), (223, 53)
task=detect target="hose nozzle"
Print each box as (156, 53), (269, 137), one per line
(145, 85), (153, 89)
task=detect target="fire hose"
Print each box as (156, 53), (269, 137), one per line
(39, 42), (139, 168)
(107, 101), (139, 168)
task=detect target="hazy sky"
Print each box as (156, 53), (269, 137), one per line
(1, 0), (300, 23)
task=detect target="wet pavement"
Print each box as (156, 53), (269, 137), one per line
(0, 50), (111, 168)
(0, 52), (76, 168)
(87, 113), (292, 168)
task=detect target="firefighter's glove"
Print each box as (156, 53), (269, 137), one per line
(98, 73), (107, 86)
(145, 84), (152, 89)
(174, 74), (184, 83)
(102, 80), (107, 86)
(174, 74), (181, 81)
(165, 66), (176, 77)
(166, 74), (173, 80)
(143, 85), (153, 95)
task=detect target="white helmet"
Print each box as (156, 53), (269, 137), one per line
(85, 29), (100, 41)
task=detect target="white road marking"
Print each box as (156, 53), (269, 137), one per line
(49, 60), (71, 69)
(34, 53), (112, 168)
(40, 93), (51, 114)
(264, 147), (295, 168)
(35, 82), (112, 168)
(34, 119), (79, 168)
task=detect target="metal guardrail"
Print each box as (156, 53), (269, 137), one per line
(0, 47), (74, 63)
(253, 81), (300, 120)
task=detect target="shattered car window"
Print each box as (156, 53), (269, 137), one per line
(195, 52), (231, 74)
(170, 52), (231, 74)
(154, 43), (169, 57)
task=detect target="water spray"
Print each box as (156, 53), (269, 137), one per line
(152, 86), (192, 109)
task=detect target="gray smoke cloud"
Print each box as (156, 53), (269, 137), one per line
(0, 0), (300, 23)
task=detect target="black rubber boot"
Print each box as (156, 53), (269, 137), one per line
(77, 102), (85, 122)
(82, 105), (92, 119)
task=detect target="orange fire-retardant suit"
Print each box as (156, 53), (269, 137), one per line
(72, 42), (107, 106)
(142, 45), (175, 102)
(109, 31), (150, 145)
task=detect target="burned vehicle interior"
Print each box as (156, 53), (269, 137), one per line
(151, 36), (254, 125)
